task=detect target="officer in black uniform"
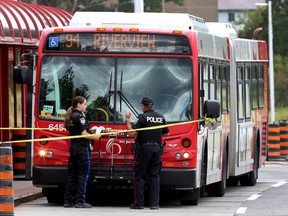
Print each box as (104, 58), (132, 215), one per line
(63, 96), (100, 208)
(125, 97), (169, 210)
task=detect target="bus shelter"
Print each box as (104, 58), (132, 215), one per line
(0, 0), (72, 178)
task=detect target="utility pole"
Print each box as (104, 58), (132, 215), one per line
(255, 1), (275, 122)
(268, 1), (275, 122)
(134, 0), (144, 13)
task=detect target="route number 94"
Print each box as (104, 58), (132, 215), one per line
(48, 124), (66, 131)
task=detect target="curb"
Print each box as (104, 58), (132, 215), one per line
(264, 160), (288, 167)
(14, 192), (43, 207)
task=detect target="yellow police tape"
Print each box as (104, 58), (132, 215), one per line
(0, 118), (215, 145)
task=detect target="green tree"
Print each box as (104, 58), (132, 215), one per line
(116, 0), (183, 12)
(237, 0), (288, 113)
(237, 7), (267, 41)
(237, 0), (288, 56)
(274, 55), (288, 107)
(22, 0), (183, 14)
(22, 0), (114, 13)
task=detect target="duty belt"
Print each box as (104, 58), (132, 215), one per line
(141, 142), (160, 146)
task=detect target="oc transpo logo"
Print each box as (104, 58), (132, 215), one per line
(106, 138), (122, 155)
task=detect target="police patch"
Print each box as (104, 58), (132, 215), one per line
(80, 117), (86, 125)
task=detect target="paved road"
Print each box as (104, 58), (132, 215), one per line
(14, 163), (288, 216)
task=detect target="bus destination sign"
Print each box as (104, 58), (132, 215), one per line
(45, 32), (191, 54)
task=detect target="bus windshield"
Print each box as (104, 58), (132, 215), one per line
(38, 56), (193, 123)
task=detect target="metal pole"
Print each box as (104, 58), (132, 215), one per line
(268, 1), (275, 122)
(134, 0), (144, 13)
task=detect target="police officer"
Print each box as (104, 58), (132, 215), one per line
(125, 97), (169, 210)
(63, 96), (100, 208)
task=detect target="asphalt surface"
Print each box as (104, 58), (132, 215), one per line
(12, 160), (288, 209)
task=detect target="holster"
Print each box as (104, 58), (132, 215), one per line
(160, 141), (167, 155)
(130, 140), (140, 154)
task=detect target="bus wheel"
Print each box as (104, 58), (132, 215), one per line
(200, 146), (208, 197)
(179, 189), (199, 205)
(240, 144), (259, 186)
(206, 150), (227, 197)
(42, 187), (64, 204)
(227, 177), (239, 186)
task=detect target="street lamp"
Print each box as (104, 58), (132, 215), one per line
(256, 1), (275, 122)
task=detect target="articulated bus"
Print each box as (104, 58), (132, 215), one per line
(14, 12), (268, 204)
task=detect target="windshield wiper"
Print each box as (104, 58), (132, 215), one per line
(117, 91), (139, 118)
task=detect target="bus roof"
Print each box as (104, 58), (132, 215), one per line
(69, 12), (209, 33)
(206, 22), (238, 39)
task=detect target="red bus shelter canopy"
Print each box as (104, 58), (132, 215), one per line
(0, 0), (72, 45)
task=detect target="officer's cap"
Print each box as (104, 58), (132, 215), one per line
(141, 97), (154, 106)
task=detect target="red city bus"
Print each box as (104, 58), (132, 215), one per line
(13, 12), (268, 205)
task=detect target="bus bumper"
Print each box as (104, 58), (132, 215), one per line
(33, 166), (67, 186)
(160, 168), (196, 188)
(33, 166), (196, 189)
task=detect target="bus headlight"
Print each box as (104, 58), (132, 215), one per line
(39, 150), (54, 157)
(183, 152), (189, 159)
(39, 150), (46, 156)
(175, 153), (181, 159)
(46, 151), (54, 157)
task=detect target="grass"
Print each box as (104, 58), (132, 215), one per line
(274, 106), (288, 123)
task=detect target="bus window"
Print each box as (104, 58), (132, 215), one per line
(258, 65), (264, 108)
(251, 64), (258, 109)
(209, 63), (215, 100)
(215, 65), (221, 105)
(203, 61), (209, 102)
(117, 57), (193, 122)
(227, 65), (231, 112)
(221, 65), (228, 112)
(38, 56), (193, 123)
(237, 67), (244, 120)
(244, 66), (251, 118)
(200, 59), (209, 118)
(39, 56), (115, 121)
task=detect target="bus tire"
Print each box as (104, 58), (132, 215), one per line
(43, 187), (65, 204)
(227, 176), (239, 186)
(179, 189), (199, 205)
(240, 142), (259, 186)
(206, 149), (227, 197)
(200, 144), (208, 197)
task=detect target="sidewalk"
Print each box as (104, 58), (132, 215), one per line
(14, 180), (43, 206)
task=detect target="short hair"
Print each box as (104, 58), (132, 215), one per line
(141, 97), (154, 106)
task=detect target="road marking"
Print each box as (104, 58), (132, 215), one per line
(247, 194), (261, 200)
(236, 207), (247, 214)
(272, 181), (287, 187)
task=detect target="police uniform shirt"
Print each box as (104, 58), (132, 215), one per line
(69, 109), (89, 144)
(132, 109), (169, 144)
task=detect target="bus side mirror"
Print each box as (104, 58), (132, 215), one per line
(13, 66), (31, 84)
(203, 100), (220, 118)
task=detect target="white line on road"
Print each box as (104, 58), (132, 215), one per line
(247, 194), (261, 200)
(236, 207), (247, 214)
(272, 181), (287, 187)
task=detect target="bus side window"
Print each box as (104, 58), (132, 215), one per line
(237, 65), (244, 121)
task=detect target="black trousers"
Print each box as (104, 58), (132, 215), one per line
(64, 143), (91, 204)
(133, 145), (162, 207)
